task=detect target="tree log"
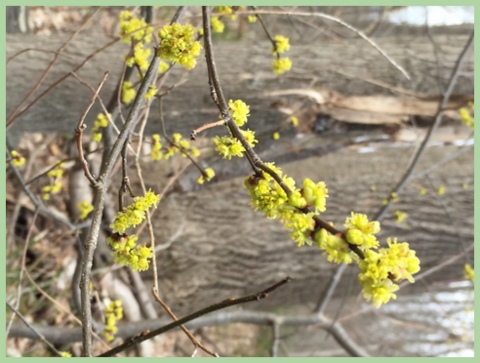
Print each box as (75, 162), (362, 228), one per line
(134, 144), (473, 315)
(6, 32), (473, 145)
(6, 31), (474, 314)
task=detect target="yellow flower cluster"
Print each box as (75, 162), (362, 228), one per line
(318, 209), (421, 307)
(344, 212), (380, 250)
(358, 238), (420, 307)
(229, 99), (250, 127)
(464, 263), (474, 283)
(150, 133), (200, 161)
(145, 85), (157, 100)
(211, 16), (225, 33)
(212, 99), (258, 161)
(150, 133), (212, 185)
(271, 34), (292, 75)
(107, 234), (154, 272)
(119, 10), (153, 44)
(437, 185), (446, 195)
(215, 6), (243, 20)
(314, 228), (353, 265)
(394, 210), (408, 223)
(245, 163), (328, 247)
(108, 190), (158, 272)
(122, 81), (136, 104)
(272, 57), (292, 75)
(91, 113), (110, 142)
(10, 150), (26, 167)
(42, 162), (64, 201)
(158, 23), (202, 70)
(273, 35), (290, 55)
(126, 42), (151, 71)
(102, 300), (123, 342)
(315, 211), (420, 307)
(158, 61), (170, 74)
(110, 190), (160, 234)
(119, 11), (154, 71)
(77, 201), (94, 220)
(214, 135), (245, 159)
(215, 6), (233, 14)
(459, 102), (474, 129)
(197, 167), (216, 184)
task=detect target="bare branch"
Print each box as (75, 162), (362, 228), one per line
(374, 31), (474, 221)
(98, 277), (291, 357)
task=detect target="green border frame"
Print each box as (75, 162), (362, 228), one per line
(2, 1), (476, 361)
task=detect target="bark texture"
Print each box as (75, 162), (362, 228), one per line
(137, 144), (473, 315)
(6, 31), (474, 314)
(6, 32), (473, 144)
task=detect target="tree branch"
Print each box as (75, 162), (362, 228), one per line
(98, 277), (291, 357)
(79, 52), (160, 356)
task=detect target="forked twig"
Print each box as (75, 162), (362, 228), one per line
(74, 71), (110, 184)
(373, 31), (474, 221)
(152, 288), (219, 357)
(98, 276), (291, 357)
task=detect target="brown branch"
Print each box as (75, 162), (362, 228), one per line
(79, 52), (161, 357)
(235, 8), (411, 80)
(74, 71), (109, 184)
(373, 30), (474, 221)
(6, 147), (90, 231)
(190, 119), (226, 140)
(10, 301), (372, 357)
(202, 6), (365, 261)
(152, 288), (219, 357)
(6, 208), (40, 337)
(6, 302), (64, 357)
(98, 276), (292, 357)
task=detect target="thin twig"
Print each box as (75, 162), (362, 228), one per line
(6, 147), (89, 231)
(412, 138), (473, 180)
(250, 6), (279, 58)
(22, 269), (109, 348)
(6, 7), (101, 127)
(6, 302), (65, 357)
(373, 30), (474, 221)
(202, 6), (364, 260)
(11, 298), (371, 357)
(75, 71), (110, 184)
(80, 52), (160, 357)
(7, 27), (143, 129)
(152, 288), (219, 357)
(6, 208), (40, 337)
(201, 7), (263, 176)
(235, 9), (411, 80)
(191, 119), (226, 140)
(170, 6), (187, 24)
(314, 264), (348, 316)
(98, 277), (291, 357)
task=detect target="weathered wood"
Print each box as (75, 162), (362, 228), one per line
(130, 144), (473, 315)
(6, 32), (473, 145)
(6, 30), (474, 314)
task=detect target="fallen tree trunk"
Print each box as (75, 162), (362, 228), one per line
(138, 144), (473, 315)
(6, 30), (474, 314)
(6, 32), (473, 145)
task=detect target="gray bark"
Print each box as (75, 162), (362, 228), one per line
(133, 144), (473, 315)
(6, 31), (474, 314)
(6, 33), (473, 145)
